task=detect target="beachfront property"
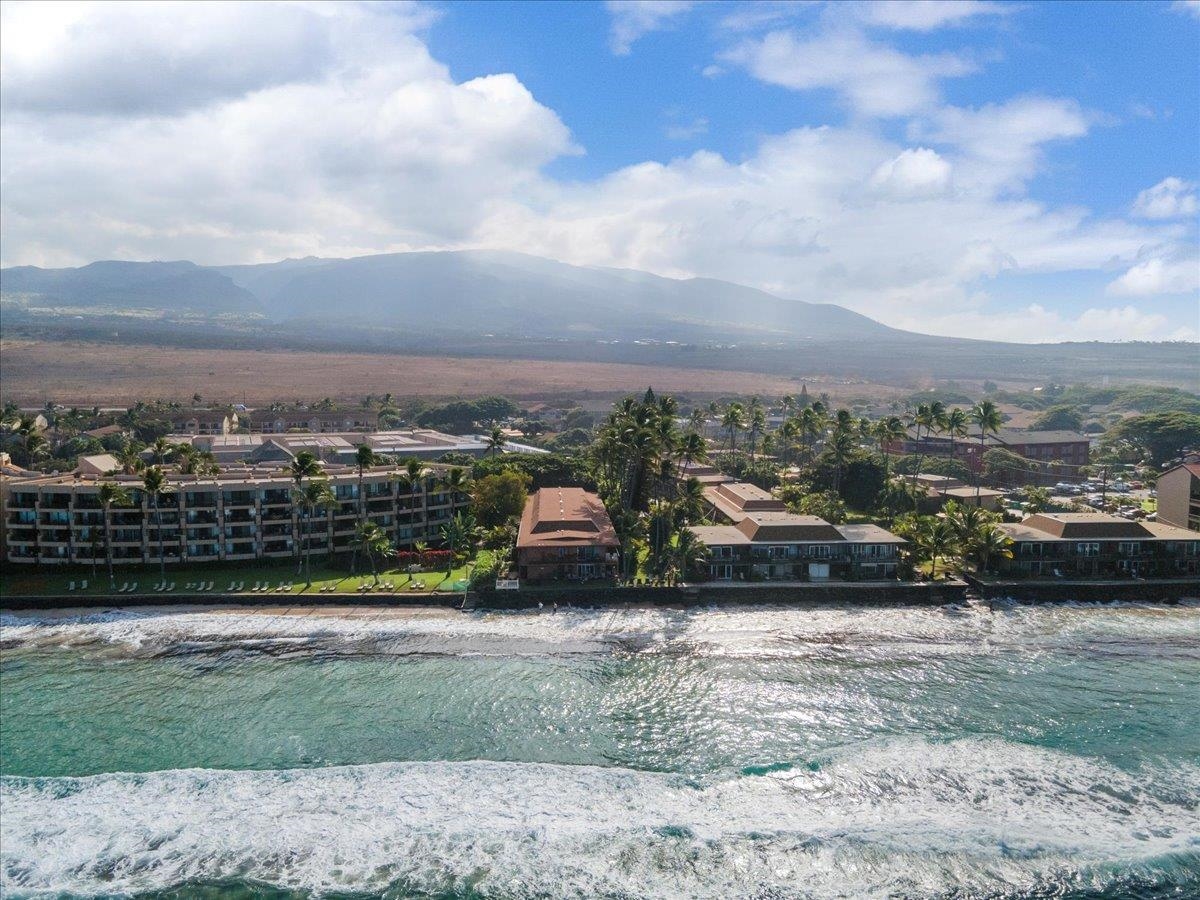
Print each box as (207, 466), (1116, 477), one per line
(1156, 462), (1200, 532)
(690, 515), (905, 581)
(0, 463), (469, 566)
(994, 512), (1200, 579)
(515, 487), (620, 582)
(885, 428), (1090, 484)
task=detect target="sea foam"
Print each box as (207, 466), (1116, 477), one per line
(3, 737), (1198, 898)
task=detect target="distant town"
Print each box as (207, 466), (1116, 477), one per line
(2, 383), (1198, 602)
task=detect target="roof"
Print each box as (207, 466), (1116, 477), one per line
(74, 453), (120, 474)
(941, 486), (1005, 499)
(689, 524), (751, 546)
(993, 429), (1089, 446)
(736, 513), (846, 543)
(1159, 462), (1200, 480)
(1001, 512), (1198, 542)
(82, 425), (124, 439)
(836, 524), (908, 544)
(516, 487), (618, 549)
(703, 481), (787, 521)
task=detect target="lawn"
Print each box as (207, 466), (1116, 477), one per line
(0, 551), (493, 598)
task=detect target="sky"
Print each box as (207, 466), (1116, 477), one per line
(1, 0), (1197, 343)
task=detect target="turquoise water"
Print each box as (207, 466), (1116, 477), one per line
(2, 602), (1199, 898)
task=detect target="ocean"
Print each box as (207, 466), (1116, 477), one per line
(1, 601), (1198, 898)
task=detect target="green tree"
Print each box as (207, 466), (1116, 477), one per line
(471, 470), (532, 527)
(97, 482), (132, 591)
(142, 466), (173, 579)
(484, 425), (507, 457)
(351, 521), (393, 585)
(1102, 413), (1200, 468)
(440, 511), (480, 570)
(294, 479), (335, 585)
(970, 400), (1004, 502)
(287, 450), (322, 567)
(354, 445), (378, 526)
(1029, 405), (1084, 431)
(1024, 486), (1051, 515)
(782, 489), (847, 524)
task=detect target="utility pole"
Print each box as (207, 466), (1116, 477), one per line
(1100, 464), (1108, 509)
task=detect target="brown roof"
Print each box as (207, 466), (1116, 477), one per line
(736, 513), (846, 543)
(689, 524), (751, 546)
(1017, 513), (1154, 540)
(703, 481), (787, 521)
(517, 487), (619, 549)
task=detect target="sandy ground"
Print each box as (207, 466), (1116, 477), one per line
(0, 338), (838, 405)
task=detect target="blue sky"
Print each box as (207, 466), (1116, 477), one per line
(1, 0), (1197, 341)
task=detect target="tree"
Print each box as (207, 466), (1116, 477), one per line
(676, 430), (708, 476)
(669, 528), (709, 585)
(781, 488), (847, 524)
(942, 408), (970, 491)
(981, 447), (1034, 487)
(1029, 405), (1084, 431)
(1102, 413), (1200, 468)
(970, 400), (1004, 502)
(440, 511), (480, 570)
(287, 450), (323, 567)
(721, 403), (745, 455)
(471, 470), (532, 527)
(973, 524), (1014, 573)
(917, 518), (956, 580)
(142, 466), (173, 579)
(351, 521), (393, 585)
(353, 444), (377, 526)
(484, 425), (507, 457)
(1024, 487), (1051, 515)
(294, 479), (335, 585)
(97, 482), (132, 591)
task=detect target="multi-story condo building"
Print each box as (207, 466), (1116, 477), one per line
(0, 464), (469, 567)
(690, 514), (906, 581)
(884, 428), (1090, 484)
(995, 512), (1200, 579)
(515, 487), (620, 582)
(1156, 462), (1200, 532)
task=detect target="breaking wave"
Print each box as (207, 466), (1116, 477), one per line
(4, 737), (1199, 899)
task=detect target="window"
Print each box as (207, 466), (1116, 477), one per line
(1117, 542), (1141, 556)
(1076, 542), (1099, 557)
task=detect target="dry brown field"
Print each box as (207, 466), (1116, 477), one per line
(0, 339), (901, 406)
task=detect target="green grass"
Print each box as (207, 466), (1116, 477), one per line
(1, 551), (493, 598)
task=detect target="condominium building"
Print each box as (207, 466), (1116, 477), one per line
(1156, 462), (1200, 532)
(515, 487), (620, 582)
(0, 464), (469, 567)
(995, 512), (1200, 579)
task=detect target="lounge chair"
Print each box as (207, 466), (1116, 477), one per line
(118, 582), (128, 592)
(251, 581), (261, 592)
(153, 582), (164, 593)
(167, 582), (175, 591)
(80, 580), (88, 590)
(68, 581), (76, 591)
(128, 582), (138, 593)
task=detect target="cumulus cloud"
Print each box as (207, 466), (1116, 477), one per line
(1171, 0), (1200, 19)
(912, 303), (1197, 343)
(722, 28), (973, 116)
(853, 0), (1012, 31)
(1107, 255), (1200, 297)
(605, 1), (694, 55)
(0, 0), (1191, 343)
(1132, 177), (1198, 219)
(868, 148), (952, 199)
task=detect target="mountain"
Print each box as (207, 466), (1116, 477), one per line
(0, 260), (259, 313)
(2, 250), (894, 341)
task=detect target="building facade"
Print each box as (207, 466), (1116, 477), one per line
(515, 487), (620, 582)
(1, 465), (468, 567)
(690, 514), (905, 581)
(885, 428), (1090, 484)
(995, 512), (1200, 579)
(1156, 463), (1200, 532)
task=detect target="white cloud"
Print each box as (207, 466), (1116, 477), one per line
(1171, 0), (1200, 19)
(722, 28), (973, 117)
(1, 3), (575, 266)
(853, 0), (1012, 31)
(868, 148), (952, 199)
(1107, 255), (1200, 297)
(605, 1), (694, 55)
(911, 304), (1197, 343)
(1132, 177), (1198, 219)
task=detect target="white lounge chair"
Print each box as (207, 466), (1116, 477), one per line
(118, 582), (128, 592)
(68, 581), (76, 591)
(129, 582), (138, 592)
(167, 583), (175, 591)
(80, 580), (88, 590)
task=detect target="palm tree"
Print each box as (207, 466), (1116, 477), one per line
(287, 450), (322, 567)
(294, 479), (335, 585)
(747, 398), (766, 462)
(721, 403), (745, 455)
(918, 518), (957, 580)
(484, 425), (507, 457)
(973, 524), (1014, 574)
(440, 511), (479, 572)
(440, 466), (471, 500)
(827, 428), (856, 496)
(907, 403), (932, 492)
(676, 476), (708, 524)
(97, 482), (132, 591)
(117, 444), (145, 476)
(970, 400), (1003, 501)
(669, 527), (709, 585)
(351, 521), (393, 585)
(676, 431), (708, 477)
(940, 407), (969, 496)
(142, 466), (173, 579)
(872, 416), (907, 486)
(150, 437), (175, 467)
(395, 458), (433, 543)
(354, 444), (377, 526)
(797, 406), (824, 462)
